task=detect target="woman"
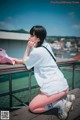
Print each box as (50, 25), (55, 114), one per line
(15, 25), (75, 120)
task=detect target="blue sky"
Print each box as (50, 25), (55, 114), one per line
(0, 0), (80, 36)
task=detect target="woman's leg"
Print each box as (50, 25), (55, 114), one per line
(29, 89), (68, 113)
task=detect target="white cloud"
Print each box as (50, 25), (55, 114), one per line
(68, 12), (75, 18)
(0, 16), (17, 30)
(0, 21), (6, 28)
(73, 24), (80, 29)
(6, 17), (13, 21)
(69, 12), (75, 16)
(0, 21), (16, 30)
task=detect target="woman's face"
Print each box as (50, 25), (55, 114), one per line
(28, 34), (40, 47)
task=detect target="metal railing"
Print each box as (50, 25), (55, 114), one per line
(0, 59), (80, 109)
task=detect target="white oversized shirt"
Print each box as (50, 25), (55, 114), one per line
(24, 41), (69, 95)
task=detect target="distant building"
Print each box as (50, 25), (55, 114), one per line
(73, 54), (80, 60)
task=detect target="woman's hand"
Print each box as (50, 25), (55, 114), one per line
(13, 58), (24, 64)
(27, 40), (36, 48)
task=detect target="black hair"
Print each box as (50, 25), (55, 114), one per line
(30, 25), (47, 47)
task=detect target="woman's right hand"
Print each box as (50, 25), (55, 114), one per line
(27, 40), (36, 49)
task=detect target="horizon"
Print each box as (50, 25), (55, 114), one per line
(0, 29), (80, 38)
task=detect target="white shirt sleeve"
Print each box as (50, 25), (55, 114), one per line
(24, 48), (42, 70)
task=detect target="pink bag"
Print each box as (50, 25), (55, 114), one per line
(0, 48), (16, 65)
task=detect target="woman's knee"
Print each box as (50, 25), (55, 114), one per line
(29, 102), (35, 113)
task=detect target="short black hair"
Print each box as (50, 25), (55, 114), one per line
(30, 25), (47, 47)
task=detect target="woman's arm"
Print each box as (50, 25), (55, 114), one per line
(23, 45), (31, 61)
(14, 58), (24, 64)
(15, 40), (34, 64)
(23, 40), (35, 61)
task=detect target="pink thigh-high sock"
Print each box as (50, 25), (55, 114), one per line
(29, 89), (68, 113)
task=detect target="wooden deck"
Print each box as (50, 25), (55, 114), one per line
(10, 88), (80, 120)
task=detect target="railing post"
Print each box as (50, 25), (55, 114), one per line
(72, 63), (75, 89)
(28, 70), (32, 103)
(9, 74), (12, 109)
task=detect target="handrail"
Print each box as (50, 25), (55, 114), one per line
(0, 58), (78, 75)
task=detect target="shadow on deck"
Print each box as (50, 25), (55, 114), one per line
(10, 88), (80, 120)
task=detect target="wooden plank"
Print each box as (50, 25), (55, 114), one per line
(10, 106), (39, 120)
(31, 109), (59, 120)
(10, 88), (80, 120)
(0, 58), (78, 73)
(67, 98), (80, 120)
(0, 64), (30, 75)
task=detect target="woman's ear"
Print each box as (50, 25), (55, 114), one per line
(37, 38), (40, 42)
